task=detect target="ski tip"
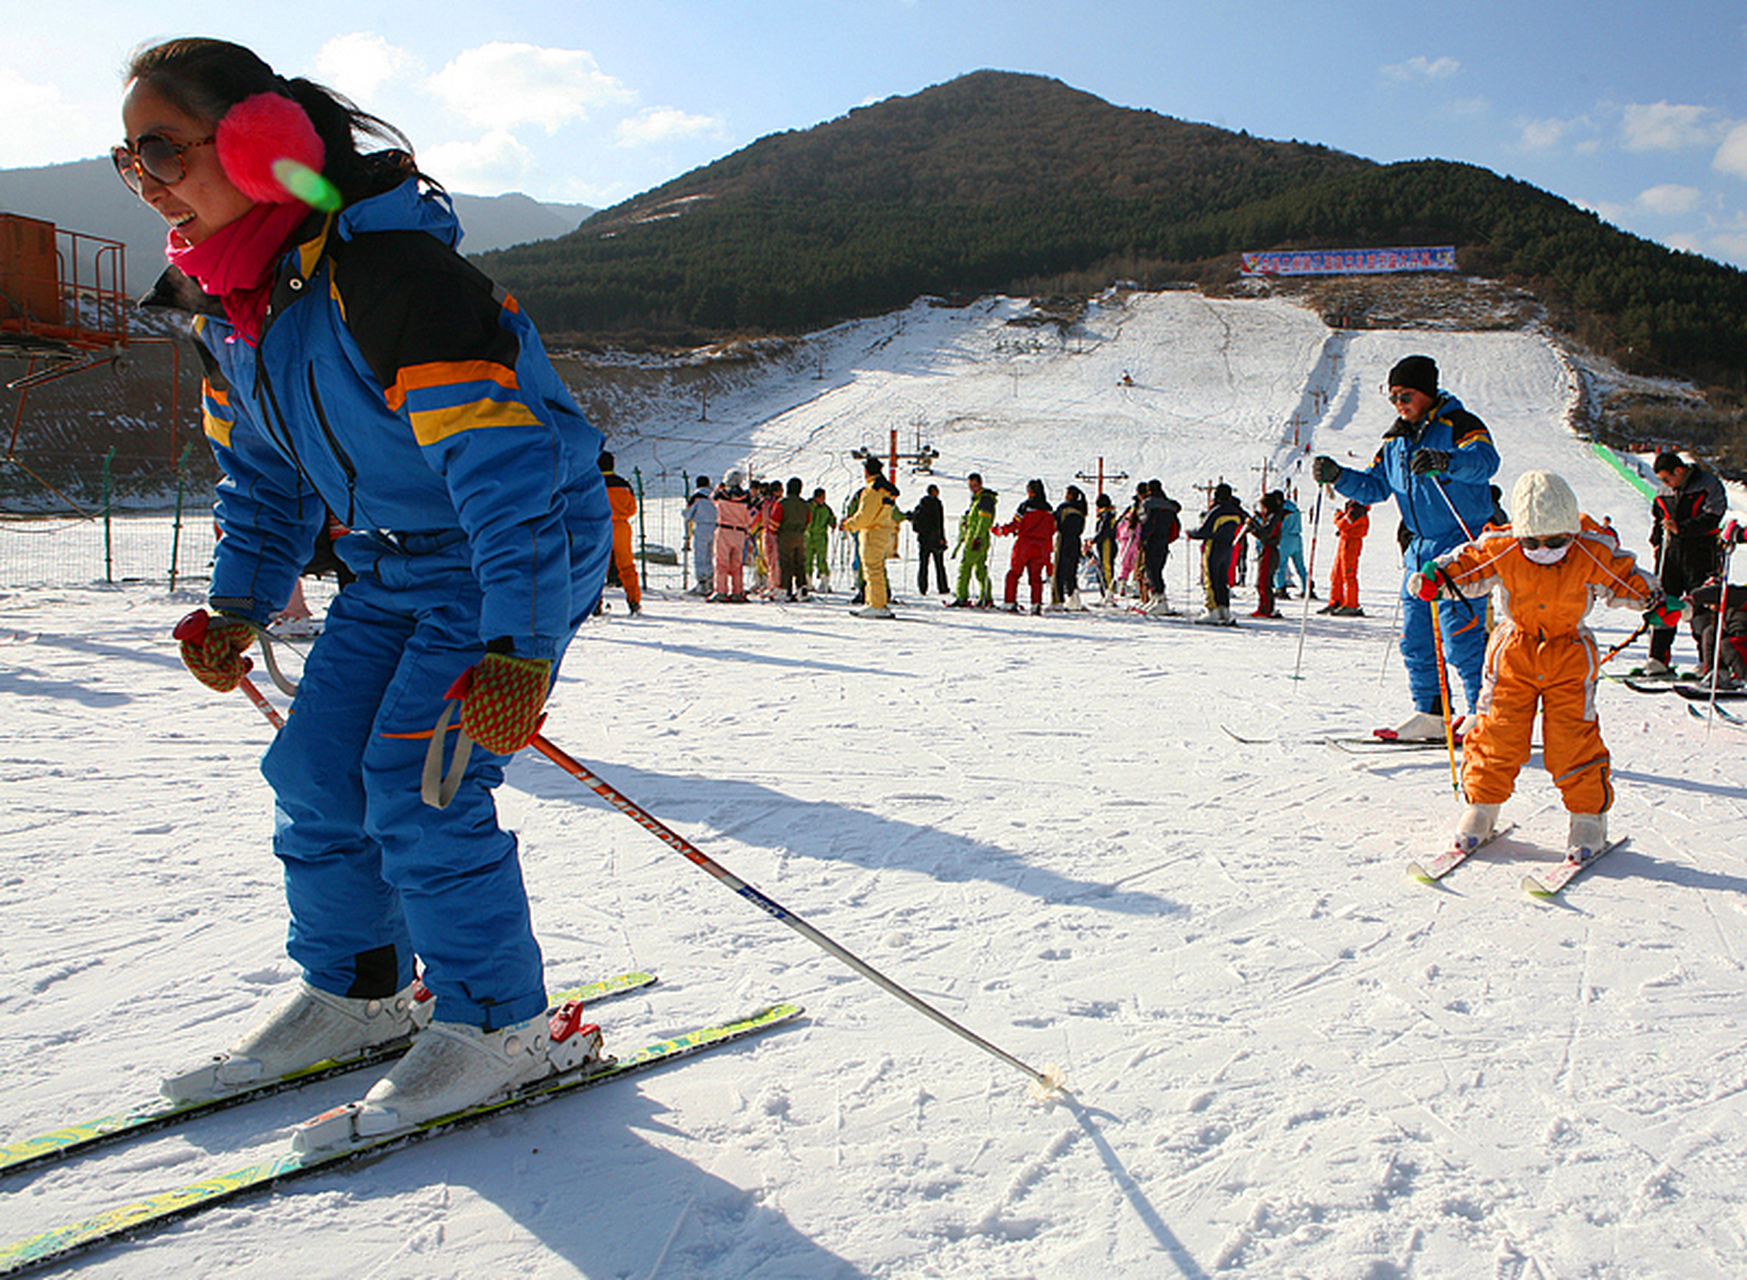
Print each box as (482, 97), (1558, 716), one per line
(1522, 876), (1556, 898)
(1405, 862), (1435, 883)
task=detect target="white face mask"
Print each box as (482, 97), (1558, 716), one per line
(1522, 541), (1571, 566)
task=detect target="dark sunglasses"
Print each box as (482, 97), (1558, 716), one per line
(1520, 535), (1571, 551)
(111, 134), (216, 193)
(1386, 390), (1419, 406)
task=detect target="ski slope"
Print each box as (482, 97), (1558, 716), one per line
(3, 291), (1745, 1280)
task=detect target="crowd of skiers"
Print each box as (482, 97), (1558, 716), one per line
(676, 457), (1377, 624)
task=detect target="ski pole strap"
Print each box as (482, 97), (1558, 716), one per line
(250, 625), (301, 698)
(420, 701), (473, 810)
(1432, 561), (1479, 621)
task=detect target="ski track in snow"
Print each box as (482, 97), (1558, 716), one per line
(3, 292), (1746, 1278)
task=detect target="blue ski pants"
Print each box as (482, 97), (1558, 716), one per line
(1400, 575), (1488, 716)
(260, 534), (583, 1031)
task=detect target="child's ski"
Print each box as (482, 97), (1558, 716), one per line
(1522, 840), (1626, 898)
(1406, 823), (1516, 883)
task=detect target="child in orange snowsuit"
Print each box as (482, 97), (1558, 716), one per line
(1327, 500), (1369, 615)
(1412, 471), (1660, 862)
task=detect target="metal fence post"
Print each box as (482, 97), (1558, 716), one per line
(168, 442), (197, 592)
(101, 447), (116, 584)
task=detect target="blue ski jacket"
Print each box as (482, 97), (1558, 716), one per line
(147, 178), (610, 659)
(1328, 393), (1499, 568)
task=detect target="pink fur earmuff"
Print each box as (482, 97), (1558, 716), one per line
(215, 92), (325, 204)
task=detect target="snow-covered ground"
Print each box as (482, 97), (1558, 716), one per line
(3, 292), (1746, 1279)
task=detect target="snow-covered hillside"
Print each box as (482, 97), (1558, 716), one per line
(3, 291), (1745, 1280)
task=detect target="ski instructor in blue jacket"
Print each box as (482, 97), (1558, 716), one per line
(123, 38), (612, 1143)
(1313, 355), (1500, 738)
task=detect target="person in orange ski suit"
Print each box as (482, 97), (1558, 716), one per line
(600, 452), (642, 614)
(1410, 471), (1661, 862)
(1325, 500), (1370, 615)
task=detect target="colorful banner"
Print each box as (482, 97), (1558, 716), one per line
(1239, 246), (1456, 277)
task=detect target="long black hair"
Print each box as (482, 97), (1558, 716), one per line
(125, 38), (423, 204)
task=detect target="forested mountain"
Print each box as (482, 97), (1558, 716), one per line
(479, 70), (1746, 393)
(479, 71), (1369, 339)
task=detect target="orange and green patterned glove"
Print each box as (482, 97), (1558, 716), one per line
(451, 651), (552, 755)
(174, 610), (256, 693)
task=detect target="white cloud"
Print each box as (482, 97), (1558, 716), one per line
(420, 129), (536, 192)
(1707, 216), (1747, 263)
(311, 33), (419, 102)
(615, 107), (727, 147)
(1620, 101), (1723, 152)
(1517, 116), (1582, 150)
(427, 43), (635, 134)
(1379, 56), (1459, 85)
(1635, 183), (1704, 215)
(0, 66), (80, 166)
(1715, 121), (1747, 178)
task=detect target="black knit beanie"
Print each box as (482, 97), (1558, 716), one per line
(1388, 355), (1439, 398)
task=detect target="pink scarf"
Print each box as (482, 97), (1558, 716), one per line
(166, 202), (310, 346)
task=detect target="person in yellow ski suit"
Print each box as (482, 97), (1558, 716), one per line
(841, 456), (901, 616)
(1411, 471), (1661, 862)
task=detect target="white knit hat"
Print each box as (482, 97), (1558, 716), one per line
(1510, 470), (1580, 537)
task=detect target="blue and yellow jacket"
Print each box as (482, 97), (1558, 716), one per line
(147, 178), (610, 659)
(1330, 393), (1499, 569)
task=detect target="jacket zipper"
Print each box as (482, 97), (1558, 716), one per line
(306, 366), (359, 527)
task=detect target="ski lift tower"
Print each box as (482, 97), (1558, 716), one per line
(0, 212), (179, 511)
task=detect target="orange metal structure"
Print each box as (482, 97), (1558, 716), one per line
(0, 212), (130, 379)
(1, 212), (184, 512)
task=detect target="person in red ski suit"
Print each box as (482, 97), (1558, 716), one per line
(996, 479), (1056, 613)
(1246, 491), (1284, 618)
(1412, 471), (1660, 862)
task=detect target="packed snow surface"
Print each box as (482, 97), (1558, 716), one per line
(4, 292), (1746, 1279)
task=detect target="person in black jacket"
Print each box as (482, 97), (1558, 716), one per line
(1138, 479), (1182, 615)
(1644, 451), (1728, 675)
(1688, 576), (1747, 688)
(1186, 483), (1247, 625)
(910, 482), (949, 595)
(1052, 485), (1089, 609)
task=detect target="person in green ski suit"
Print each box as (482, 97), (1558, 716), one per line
(951, 473), (999, 607)
(805, 488), (837, 591)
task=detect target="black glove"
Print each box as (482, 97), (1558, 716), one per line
(1311, 456), (1341, 485)
(1410, 449), (1451, 477)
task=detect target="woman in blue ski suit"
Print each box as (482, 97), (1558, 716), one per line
(1313, 355), (1499, 731)
(128, 39), (611, 1131)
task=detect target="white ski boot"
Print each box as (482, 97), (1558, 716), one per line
(1389, 710), (1447, 741)
(1567, 813), (1608, 862)
(163, 980), (427, 1103)
(1454, 802), (1501, 852)
(292, 1001), (604, 1152)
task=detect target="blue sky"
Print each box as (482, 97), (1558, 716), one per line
(5, 0), (1746, 267)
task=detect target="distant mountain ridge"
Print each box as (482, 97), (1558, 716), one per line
(0, 158), (590, 295)
(476, 70), (1746, 395)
